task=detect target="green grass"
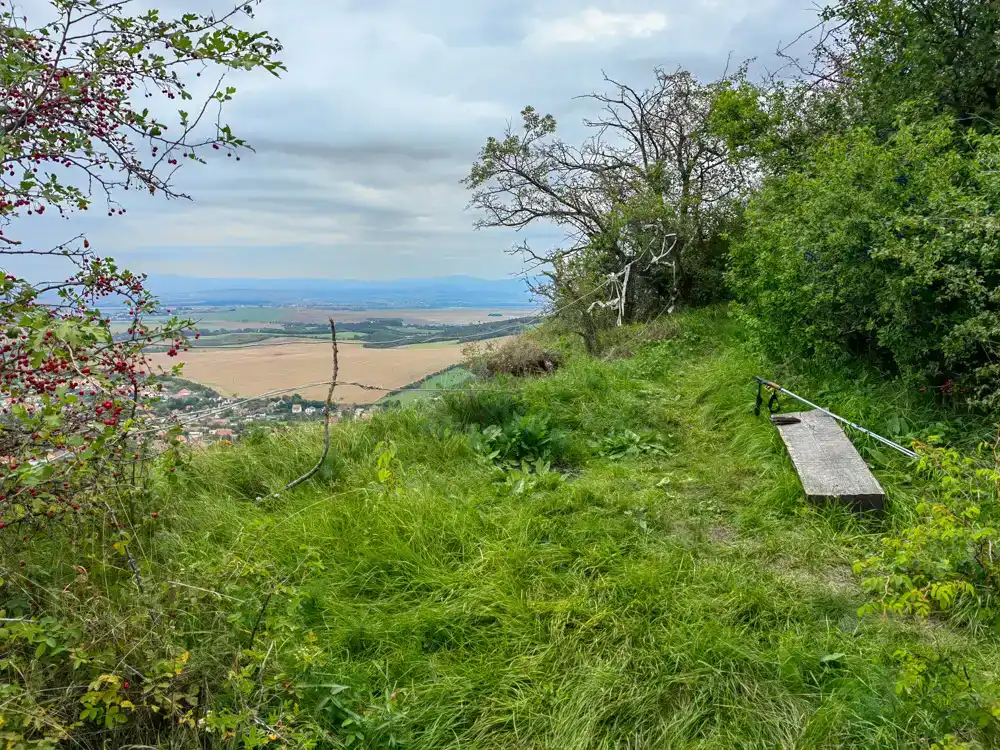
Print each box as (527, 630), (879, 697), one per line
(135, 306), (1000, 747)
(381, 366), (476, 405)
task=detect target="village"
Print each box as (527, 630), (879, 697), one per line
(152, 381), (373, 448)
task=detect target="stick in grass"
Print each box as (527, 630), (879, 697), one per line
(246, 321), (338, 651)
(282, 318), (338, 493)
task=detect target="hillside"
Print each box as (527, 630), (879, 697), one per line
(14, 308), (999, 747)
(10, 0), (1000, 747)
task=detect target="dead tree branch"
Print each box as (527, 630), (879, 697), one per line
(282, 318), (338, 493)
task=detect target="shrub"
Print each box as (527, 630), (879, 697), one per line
(471, 413), (570, 468)
(0, 0), (284, 744)
(855, 437), (1000, 627)
(855, 437), (1000, 745)
(730, 115), (1000, 407)
(464, 336), (561, 378)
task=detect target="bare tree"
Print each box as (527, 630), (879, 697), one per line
(464, 67), (747, 332)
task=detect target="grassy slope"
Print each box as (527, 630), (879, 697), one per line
(153, 307), (999, 748)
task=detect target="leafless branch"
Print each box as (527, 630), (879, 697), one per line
(281, 318), (338, 493)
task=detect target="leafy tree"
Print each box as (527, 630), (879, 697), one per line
(0, 0), (284, 745)
(731, 114), (1000, 405)
(0, 0), (281, 537)
(840, 0), (1000, 126)
(771, 0), (1000, 131)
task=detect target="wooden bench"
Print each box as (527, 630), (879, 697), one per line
(772, 410), (885, 512)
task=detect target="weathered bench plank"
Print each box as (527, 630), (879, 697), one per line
(773, 410), (885, 512)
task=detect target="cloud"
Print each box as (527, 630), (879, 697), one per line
(5, 0), (810, 282)
(526, 8), (669, 46)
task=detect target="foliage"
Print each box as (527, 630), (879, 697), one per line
(591, 429), (671, 461)
(471, 413), (570, 468)
(853, 430), (1000, 745)
(730, 114), (1000, 405)
(492, 457), (566, 496)
(8, 305), (1000, 746)
(0, 0), (283, 535)
(0, 0), (283, 745)
(820, 0), (1000, 128)
(856, 436), (1000, 628)
(891, 645), (1000, 748)
(66, 307), (995, 747)
(0, 0), (283, 225)
(438, 388), (525, 431)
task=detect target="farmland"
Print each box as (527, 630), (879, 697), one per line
(148, 339), (467, 403)
(180, 306), (539, 326)
(137, 306), (532, 406)
(120, 306), (538, 355)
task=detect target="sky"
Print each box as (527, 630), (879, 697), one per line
(16, 0), (817, 281)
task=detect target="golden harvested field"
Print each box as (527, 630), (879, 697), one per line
(148, 341), (466, 403)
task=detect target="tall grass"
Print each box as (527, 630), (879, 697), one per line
(129, 306), (1000, 747)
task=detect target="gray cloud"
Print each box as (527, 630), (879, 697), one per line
(8, 0), (811, 281)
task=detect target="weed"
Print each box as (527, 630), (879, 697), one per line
(471, 412), (571, 467)
(591, 428), (672, 461)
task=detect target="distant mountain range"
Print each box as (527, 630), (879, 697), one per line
(142, 275), (540, 308)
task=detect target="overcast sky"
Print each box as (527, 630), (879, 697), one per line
(19, 0), (816, 281)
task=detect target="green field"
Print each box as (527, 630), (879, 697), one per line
(115, 308), (532, 350)
(184, 330), (366, 348)
(381, 366), (476, 405)
(192, 307), (304, 324)
(296, 331), (365, 340)
(398, 339), (461, 350)
(190, 332), (273, 347)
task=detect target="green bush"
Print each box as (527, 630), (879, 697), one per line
(855, 437), (1000, 628)
(853, 436), (1000, 745)
(471, 413), (572, 468)
(730, 115), (1000, 406)
(591, 429), (671, 461)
